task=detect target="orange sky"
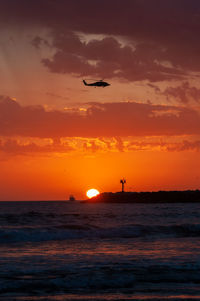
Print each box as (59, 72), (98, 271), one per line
(0, 1), (200, 200)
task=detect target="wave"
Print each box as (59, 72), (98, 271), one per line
(1, 261), (200, 296)
(1, 223), (200, 243)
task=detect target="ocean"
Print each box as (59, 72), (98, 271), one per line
(0, 201), (200, 300)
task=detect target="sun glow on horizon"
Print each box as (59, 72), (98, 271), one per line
(86, 188), (100, 199)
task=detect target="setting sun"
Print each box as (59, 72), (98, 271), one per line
(86, 189), (100, 199)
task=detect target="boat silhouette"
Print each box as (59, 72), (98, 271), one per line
(68, 195), (76, 202)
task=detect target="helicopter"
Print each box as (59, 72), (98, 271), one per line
(83, 79), (110, 87)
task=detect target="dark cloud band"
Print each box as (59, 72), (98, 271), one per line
(0, 96), (199, 138)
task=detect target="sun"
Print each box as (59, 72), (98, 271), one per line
(86, 188), (100, 199)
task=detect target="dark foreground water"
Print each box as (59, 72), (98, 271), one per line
(1, 201), (200, 300)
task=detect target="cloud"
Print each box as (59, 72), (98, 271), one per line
(147, 83), (161, 93)
(42, 33), (183, 82)
(166, 140), (200, 152)
(163, 82), (200, 104)
(127, 139), (200, 152)
(0, 95), (200, 138)
(1, 136), (200, 157)
(2, 1), (200, 82)
(0, 137), (74, 155)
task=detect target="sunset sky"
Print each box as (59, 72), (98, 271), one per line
(0, 0), (200, 200)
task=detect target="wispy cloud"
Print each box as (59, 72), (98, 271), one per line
(163, 82), (200, 104)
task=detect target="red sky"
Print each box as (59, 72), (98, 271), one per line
(0, 0), (200, 200)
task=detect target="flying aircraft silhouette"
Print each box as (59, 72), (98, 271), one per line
(83, 79), (110, 87)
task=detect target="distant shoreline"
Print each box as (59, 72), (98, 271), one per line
(88, 190), (200, 203)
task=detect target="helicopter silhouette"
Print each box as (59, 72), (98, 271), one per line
(83, 79), (110, 87)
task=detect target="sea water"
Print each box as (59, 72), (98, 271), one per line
(0, 201), (200, 300)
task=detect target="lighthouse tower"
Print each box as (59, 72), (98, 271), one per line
(120, 178), (126, 193)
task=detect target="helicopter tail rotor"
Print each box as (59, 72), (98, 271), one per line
(83, 79), (88, 86)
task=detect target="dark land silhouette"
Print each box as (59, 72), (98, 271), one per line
(88, 190), (200, 203)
